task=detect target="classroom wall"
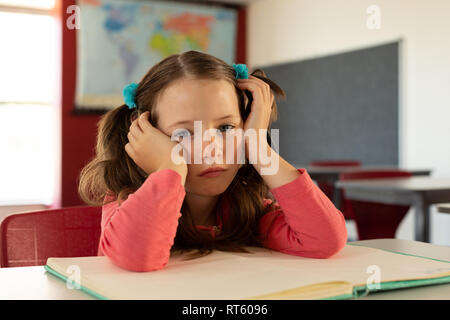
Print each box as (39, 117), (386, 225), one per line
(61, 0), (98, 207)
(60, 0), (248, 206)
(247, 0), (450, 245)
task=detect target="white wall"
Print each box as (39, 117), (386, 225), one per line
(248, 0), (450, 245)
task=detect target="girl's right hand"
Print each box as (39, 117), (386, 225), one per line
(125, 111), (187, 185)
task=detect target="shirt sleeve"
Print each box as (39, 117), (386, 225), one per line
(259, 168), (348, 259)
(98, 169), (186, 272)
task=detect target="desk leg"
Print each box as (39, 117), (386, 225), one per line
(413, 196), (430, 243)
(333, 184), (342, 210)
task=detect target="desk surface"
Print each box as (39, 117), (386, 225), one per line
(337, 177), (450, 192)
(298, 165), (432, 175)
(0, 239), (448, 300)
(438, 204), (450, 214)
(337, 177), (450, 243)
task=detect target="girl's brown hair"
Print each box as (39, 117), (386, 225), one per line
(78, 50), (286, 260)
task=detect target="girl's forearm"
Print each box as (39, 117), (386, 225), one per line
(99, 169), (186, 272)
(250, 143), (300, 190)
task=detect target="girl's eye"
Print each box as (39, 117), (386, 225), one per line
(172, 129), (191, 140)
(218, 124), (235, 132)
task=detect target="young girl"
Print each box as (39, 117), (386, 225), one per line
(78, 50), (347, 272)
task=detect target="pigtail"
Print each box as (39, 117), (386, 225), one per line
(78, 104), (147, 206)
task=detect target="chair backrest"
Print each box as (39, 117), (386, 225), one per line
(309, 160), (362, 217)
(339, 170), (412, 240)
(310, 160), (362, 167)
(340, 170), (412, 180)
(0, 206), (102, 268)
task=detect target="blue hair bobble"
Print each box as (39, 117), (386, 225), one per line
(232, 63), (249, 79)
(123, 82), (138, 109)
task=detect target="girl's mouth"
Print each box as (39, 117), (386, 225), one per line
(198, 167), (226, 177)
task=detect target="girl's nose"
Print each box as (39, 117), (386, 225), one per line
(202, 129), (224, 164)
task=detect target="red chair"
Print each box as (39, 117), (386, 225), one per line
(339, 170), (412, 240)
(0, 206), (102, 268)
(310, 160), (362, 219)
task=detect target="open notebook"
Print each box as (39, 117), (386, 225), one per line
(44, 244), (450, 300)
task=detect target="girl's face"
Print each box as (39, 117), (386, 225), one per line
(155, 77), (244, 196)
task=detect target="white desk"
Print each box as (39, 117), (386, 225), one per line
(297, 165), (431, 208)
(0, 239), (448, 300)
(337, 177), (450, 242)
(300, 165), (432, 181)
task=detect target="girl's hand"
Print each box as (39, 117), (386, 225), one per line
(236, 75), (275, 166)
(237, 75), (275, 135)
(237, 76), (300, 185)
(125, 111), (187, 184)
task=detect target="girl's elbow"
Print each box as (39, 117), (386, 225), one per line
(284, 235), (346, 259)
(127, 260), (169, 272)
(107, 253), (169, 272)
(318, 216), (348, 258)
(317, 233), (348, 259)
(298, 230), (347, 259)
(316, 244), (344, 259)
(99, 239), (169, 272)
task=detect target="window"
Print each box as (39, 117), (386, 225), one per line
(0, 0), (55, 10)
(0, 0), (59, 205)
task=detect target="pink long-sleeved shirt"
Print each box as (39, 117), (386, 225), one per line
(98, 168), (347, 272)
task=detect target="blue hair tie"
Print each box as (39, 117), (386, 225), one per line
(232, 63), (249, 79)
(123, 83), (138, 109)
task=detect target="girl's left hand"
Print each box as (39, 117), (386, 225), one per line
(236, 75), (275, 136)
(236, 75), (275, 163)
